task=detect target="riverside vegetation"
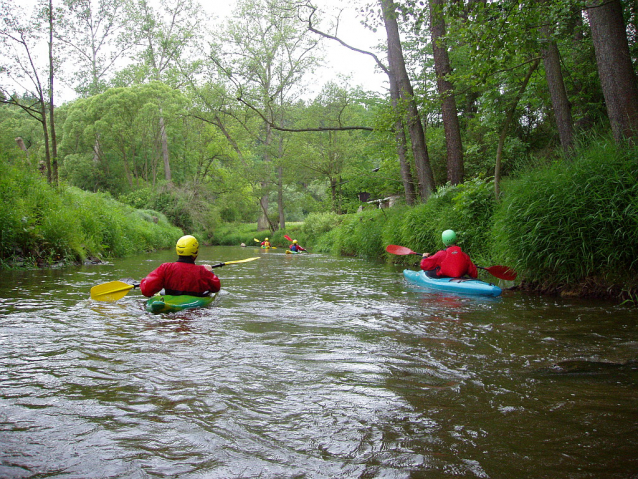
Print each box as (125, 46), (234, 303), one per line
(2, 137), (636, 303)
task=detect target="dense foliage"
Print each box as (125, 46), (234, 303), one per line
(299, 139), (638, 300)
(0, 162), (181, 267)
(1, 0), (638, 301)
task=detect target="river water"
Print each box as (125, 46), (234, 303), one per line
(0, 246), (636, 478)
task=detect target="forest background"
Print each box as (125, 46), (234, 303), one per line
(1, 0), (637, 302)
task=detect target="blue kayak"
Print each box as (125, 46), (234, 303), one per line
(146, 293), (217, 314)
(403, 269), (502, 297)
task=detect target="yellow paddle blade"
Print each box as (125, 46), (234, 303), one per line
(90, 280), (135, 302)
(223, 257), (260, 265)
(254, 238), (260, 242)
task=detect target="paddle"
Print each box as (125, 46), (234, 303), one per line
(90, 257), (260, 302)
(385, 244), (517, 281)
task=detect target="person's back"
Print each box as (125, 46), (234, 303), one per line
(140, 235), (221, 297)
(420, 230), (477, 278)
(290, 239), (304, 252)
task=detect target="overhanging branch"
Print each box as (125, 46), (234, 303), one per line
(236, 95), (374, 132)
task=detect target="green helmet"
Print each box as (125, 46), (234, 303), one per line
(176, 235), (199, 257)
(442, 229), (456, 246)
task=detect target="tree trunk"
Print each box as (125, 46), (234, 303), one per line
(429, 0), (464, 185)
(258, 122), (273, 231)
(40, 99), (53, 184)
(330, 177), (338, 212)
(381, 0), (436, 200)
(587, 0), (638, 143)
(540, 23), (574, 155)
(48, 0), (58, 185)
(277, 146), (285, 231)
(159, 112), (172, 182)
(495, 58), (540, 198)
(388, 55), (416, 205)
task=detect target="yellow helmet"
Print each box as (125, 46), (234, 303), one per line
(176, 235), (199, 257)
(293, 240), (298, 244)
(265, 237), (269, 241)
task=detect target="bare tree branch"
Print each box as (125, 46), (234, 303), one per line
(300, 3), (389, 76)
(236, 93), (374, 131)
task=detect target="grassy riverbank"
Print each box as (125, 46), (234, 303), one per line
(0, 163), (181, 268)
(283, 139), (638, 302)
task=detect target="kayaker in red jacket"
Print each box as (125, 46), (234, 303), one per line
(420, 229), (478, 279)
(289, 240), (306, 252)
(140, 235), (221, 297)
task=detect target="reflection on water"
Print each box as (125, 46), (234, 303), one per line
(1, 246), (637, 478)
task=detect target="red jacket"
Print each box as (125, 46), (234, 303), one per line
(140, 261), (221, 297)
(420, 245), (478, 278)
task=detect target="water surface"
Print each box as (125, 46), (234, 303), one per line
(1, 246), (636, 478)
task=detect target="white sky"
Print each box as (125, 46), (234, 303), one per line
(202, 0), (389, 96)
(10, 0), (388, 102)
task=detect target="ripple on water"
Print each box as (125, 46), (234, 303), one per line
(1, 249), (637, 477)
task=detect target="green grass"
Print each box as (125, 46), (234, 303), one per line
(0, 164), (182, 267)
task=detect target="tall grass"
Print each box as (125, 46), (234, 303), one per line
(0, 164), (182, 267)
(493, 140), (638, 286)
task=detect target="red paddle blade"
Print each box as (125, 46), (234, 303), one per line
(284, 234), (293, 242)
(483, 265), (517, 281)
(385, 244), (419, 255)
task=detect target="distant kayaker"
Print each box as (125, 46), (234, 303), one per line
(261, 238), (271, 248)
(289, 240), (306, 252)
(420, 229), (478, 279)
(140, 235), (221, 297)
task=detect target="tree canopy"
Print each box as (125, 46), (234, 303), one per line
(1, 0), (636, 235)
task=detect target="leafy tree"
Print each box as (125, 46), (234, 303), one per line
(215, 0), (321, 231)
(284, 83), (373, 213)
(59, 82), (188, 193)
(114, 0), (204, 182)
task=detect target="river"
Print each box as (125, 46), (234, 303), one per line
(1, 246), (636, 478)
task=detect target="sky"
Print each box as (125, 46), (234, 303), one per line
(8, 0), (389, 102)
(202, 0), (389, 96)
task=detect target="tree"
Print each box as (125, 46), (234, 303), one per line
(118, 0), (203, 183)
(217, 0), (321, 231)
(380, 0), (436, 201)
(586, 0), (638, 144)
(429, 0), (464, 184)
(302, 4), (417, 205)
(288, 83), (370, 213)
(57, 0), (131, 97)
(59, 83), (187, 193)
(0, 0), (60, 184)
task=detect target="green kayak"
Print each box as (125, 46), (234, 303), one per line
(145, 293), (217, 314)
